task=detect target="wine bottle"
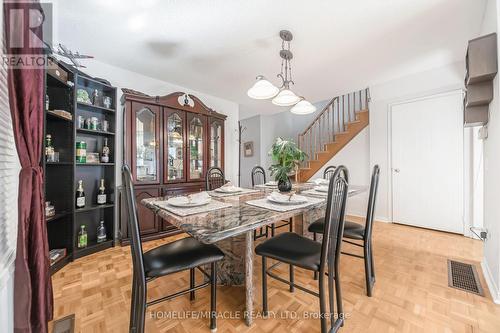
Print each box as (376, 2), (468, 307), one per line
(96, 221), (107, 243)
(97, 179), (106, 205)
(45, 134), (55, 162)
(75, 180), (86, 208)
(77, 225), (87, 248)
(101, 137), (110, 163)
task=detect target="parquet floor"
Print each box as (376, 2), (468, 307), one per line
(49, 218), (500, 333)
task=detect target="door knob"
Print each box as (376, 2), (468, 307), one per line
(393, 168), (400, 173)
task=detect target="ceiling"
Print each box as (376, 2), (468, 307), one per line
(51, 0), (487, 117)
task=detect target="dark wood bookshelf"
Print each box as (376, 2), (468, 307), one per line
(43, 57), (117, 275)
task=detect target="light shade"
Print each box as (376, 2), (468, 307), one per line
(290, 99), (317, 115)
(271, 88), (301, 106)
(247, 76), (279, 100)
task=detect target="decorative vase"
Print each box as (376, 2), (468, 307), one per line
(278, 177), (292, 192)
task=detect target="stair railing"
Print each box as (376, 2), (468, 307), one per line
(298, 88), (370, 167)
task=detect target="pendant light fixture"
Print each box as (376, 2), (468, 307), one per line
(247, 30), (316, 114)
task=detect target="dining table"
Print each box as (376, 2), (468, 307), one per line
(141, 182), (367, 326)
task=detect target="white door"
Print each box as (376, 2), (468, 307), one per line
(391, 91), (463, 233)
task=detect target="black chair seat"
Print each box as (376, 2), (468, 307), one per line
(343, 220), (365, 240)
(255, 232), (321, 271)
(144, 237), (224, 278)
(308, 218), (325, 234)
(308, 218), (365, 240)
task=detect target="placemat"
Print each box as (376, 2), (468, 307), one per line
(302, 188), (329, 197)
(245, 196), (324, 212)
(254, 184), (278, 189)
(302, 188), (362, 197)
(208, 188), (260, 198)
(152, 199), (232, 217)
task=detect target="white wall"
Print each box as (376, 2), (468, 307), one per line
(240, 115), (261, 188)
(369, 61), (465, 222)
(311, 127), (371, 217)
(480, 0), (500, 304)
(69, 59), (240, 187)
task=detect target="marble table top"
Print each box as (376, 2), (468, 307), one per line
(142, 183), (367, 244)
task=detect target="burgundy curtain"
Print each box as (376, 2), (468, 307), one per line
(4, 1), (53, 332)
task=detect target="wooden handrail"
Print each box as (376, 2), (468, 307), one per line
(300, 96), (338, 137)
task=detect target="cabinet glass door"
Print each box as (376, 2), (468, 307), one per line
(209, 119), (223, 168)
(133, 104), (160, 184)
(188, 115), (206, 181)
(165, 110), (185, 182)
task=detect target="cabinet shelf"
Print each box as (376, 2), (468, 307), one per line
(46, 161), (73, 166)
(77, 128), (115, 136)
(76, 162), (115, 166)
(50, 254), (71, 274)
(46, 110), (73, 122)
(46, 212), (71, 222)
(74, 240), (113, 259)
(75, 203), (114, 213)
(77, 102), (115, 113)
(47, 72), (73, 89)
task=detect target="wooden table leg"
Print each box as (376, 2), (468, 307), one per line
(245, 230), (254, 326)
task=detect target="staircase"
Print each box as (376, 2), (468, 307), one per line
(297, 88), (370, 182)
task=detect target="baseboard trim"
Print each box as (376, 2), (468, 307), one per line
(481, 259), (500, 304)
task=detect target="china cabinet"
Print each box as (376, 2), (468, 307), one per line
(120, 90), (227, 243)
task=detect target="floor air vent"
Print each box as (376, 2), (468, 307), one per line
(52, 314), (75, 333)
(447, 260), (483, 296)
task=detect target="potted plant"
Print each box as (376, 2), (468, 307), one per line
(269, 137), (307, 192)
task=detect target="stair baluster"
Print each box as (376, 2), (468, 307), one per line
(297, 88), (370, 181)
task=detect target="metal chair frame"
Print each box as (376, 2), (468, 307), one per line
(259, 166), (350, 333)
(123, 165), (219, 333)
(251, 165), (292, 241)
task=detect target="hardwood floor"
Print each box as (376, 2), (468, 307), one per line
(49, 218), (500, 332)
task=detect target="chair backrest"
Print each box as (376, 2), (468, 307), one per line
(363, 165), (380, 242)
(323, 165), (337, 180)
(206, 167), (225, 191)
(251, 166), (266, 186)
(122, 164), (146, 282)
(319, 165), (349, 276)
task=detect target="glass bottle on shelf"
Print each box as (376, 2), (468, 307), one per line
(45, 94), (49, 110)
(77, 225), (87, 248)
(101, 138), (110, 163)
(76, 141), (87, 163)
(45, 134), (55, 162)
(75, 180), (86, 208)
(96, 221), (107, 243)
(97, 179), (106, 205)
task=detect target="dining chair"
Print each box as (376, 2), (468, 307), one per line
(251, 165), (292, 240)
(308, 165), (380, 296)
(323, 165), (337, 180)
(255, 166), (350, 333)
(122, 165), (225, 333)
(206, 166), (225, 191)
